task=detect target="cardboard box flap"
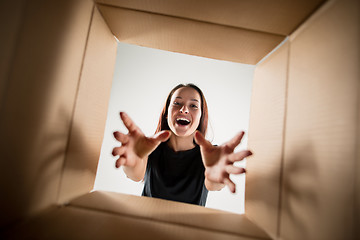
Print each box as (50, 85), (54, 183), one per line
(96, 4), (285, 64)
(246, 41), (289, 239)
(280, 0), (360, 239)
(69, 191), (271, 239)
(5, 204), (266, 240)
(95, 0), (326, 36)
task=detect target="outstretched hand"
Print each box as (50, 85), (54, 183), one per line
(112, 112), (171, 168)
(194, 131), (252, 193)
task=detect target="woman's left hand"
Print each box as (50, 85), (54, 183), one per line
(194, 131), (252, 193)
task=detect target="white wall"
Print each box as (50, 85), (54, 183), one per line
(94, 42), (255, 214)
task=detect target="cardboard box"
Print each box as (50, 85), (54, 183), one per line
(0, 0), (358, 239)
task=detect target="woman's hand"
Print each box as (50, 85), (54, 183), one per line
(112, 112), (171, 180)
(194, 131), (252, 193)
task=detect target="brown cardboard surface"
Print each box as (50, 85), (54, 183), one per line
(280, 0), (360, 239)
(96, 4), (284, 65)
(0, 0), (94, 228)
(0, 0), (26, 108)
(57, 7), (117, 204)
(2, 0), (359, 239)
(95, 0), (326, 36)
(357, 102), (360, 238)
(69, 191), (270, 239)
(246, 42), (289, 239)
(357, 89), (360, 240)
(357, 62), (360, 240)
(5, 204), (265, 240)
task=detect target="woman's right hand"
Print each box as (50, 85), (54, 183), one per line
(112, 112), (171, 169)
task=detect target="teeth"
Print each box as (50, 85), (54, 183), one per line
(176, 118), (190, 122)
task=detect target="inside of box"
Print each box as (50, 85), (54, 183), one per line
(1, 0), (359, 239)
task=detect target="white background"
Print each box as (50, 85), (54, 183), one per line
(93, 42), (255, 214)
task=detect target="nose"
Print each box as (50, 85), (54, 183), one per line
(180, 105), (189, 114)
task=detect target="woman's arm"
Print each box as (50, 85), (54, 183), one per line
(195, 131), (252, 193)
(112, 112), (171, 181)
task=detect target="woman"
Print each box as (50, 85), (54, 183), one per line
(112, 83), (252, 206)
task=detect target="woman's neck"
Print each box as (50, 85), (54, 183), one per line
(167, 133), (195, 152)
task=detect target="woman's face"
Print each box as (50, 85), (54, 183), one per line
(167, 87), (202, 137)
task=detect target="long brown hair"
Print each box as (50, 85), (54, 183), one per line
(155, 83), (208, 136)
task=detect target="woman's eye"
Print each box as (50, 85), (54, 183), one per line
(190, 104), (198, 109)
(173, 102), (180, 106)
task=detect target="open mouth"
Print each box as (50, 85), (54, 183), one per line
(176, 117), (191, 126)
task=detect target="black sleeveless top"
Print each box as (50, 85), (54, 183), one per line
(142, 142), (208, 206)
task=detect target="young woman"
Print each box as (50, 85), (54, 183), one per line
(112, 84), (252, 206)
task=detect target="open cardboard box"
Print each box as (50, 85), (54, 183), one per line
(0, 0), (359, 239)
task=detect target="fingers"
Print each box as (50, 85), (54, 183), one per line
(228, 150), (253, 163)
(194, 131), (213, 150)
(152, 130), (171, 143)
(224, 178), (236, 193)
(226, 131), (244, 151)
(112, 146), (126, 157)
(113, 131), (129, 144)
(225, 165), (246, 175)
(112, 146), (127, 168)
(115, 157), (126, 168)
(120, 112), (139, 133)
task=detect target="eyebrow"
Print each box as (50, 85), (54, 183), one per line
(175, 96), (199, 102)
